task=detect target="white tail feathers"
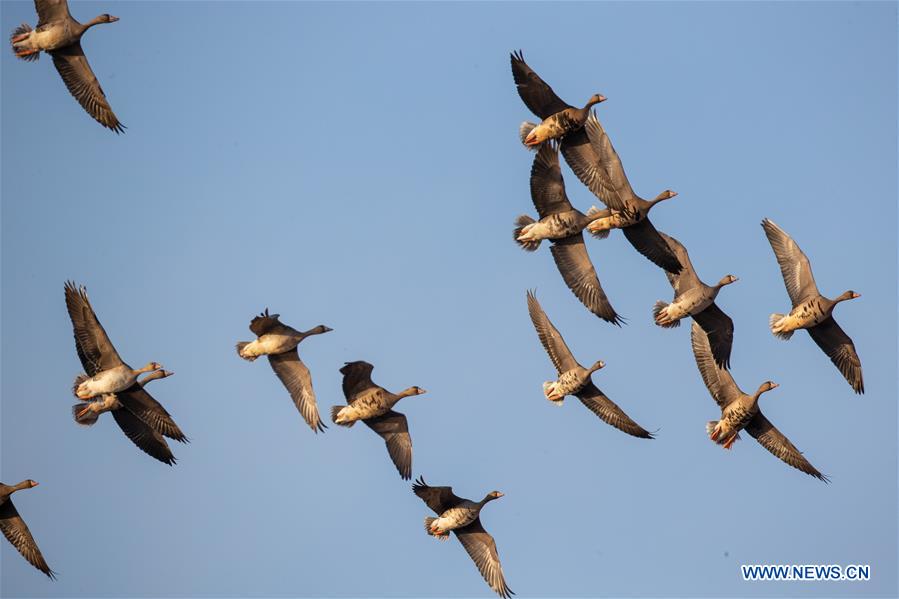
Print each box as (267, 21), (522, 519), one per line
(235, 342), (257, 361)
(513, 215), (540, 251)
(72, 403), (98, 426)
(72, 373), (89, 398)
(707, 420), (740, 448)
(542, 381), (564, 405)
(769, 314), (794, 340)
(652, 301), (680, 328)
(705, 421), (718, 437)
(330, 406), (355, 427)
(424, 517), (449, 540)
(586, 206), (610, 239)
(519, 122), (538, 150)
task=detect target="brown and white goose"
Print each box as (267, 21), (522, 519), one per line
(236, 309), (332, 432)
(10, 0), (123, 132)
(652, 232), (736, 369)
(511, 50), (605, 147)
(761, 218), (864, 394)
(691, 322), (827, 481)
(64, 281), (187, 465)
(331, 361), (425, 480)
(413, 477), (513, 599)
(0, 480), (54, 579)
(526, 291), (654, 438)
(514, 142), (621, 324)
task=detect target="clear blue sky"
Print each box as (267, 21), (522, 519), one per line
(1, 1), (896, 597)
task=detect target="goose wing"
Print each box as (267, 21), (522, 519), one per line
(111, 407), (177, 465)
(117, 386), (187, 443)
(529, 142), (573, 217)
(0, 499), (54, 579)
(34, 0), (70, 27)
(657, 233), (701, 297)
(510, 50), (570, 119)
(745, 411), (828, 481)
(340, 360), (377, 402)
(50, 43), (124, 133)
(364, 410), (411, 480)
(549, 236), (622, 325)
(691, 303), (735, 369)
(575, 382), (654, 439)
(412, 476), (465, 514)
(526, 291), (579, 374)
(249, 308), (287, 336)
(760, 218), (820, 306)
(621, 219), (683, 274)
(561, 111), (633, 212)
(455, 518), (514, 599)
(690, 322), (741, 409)
(64, 281), (123, 376)
(268, 349), (326, 431)
(807, 317), (864, 394)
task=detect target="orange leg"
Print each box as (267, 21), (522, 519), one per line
(16, 48), (39, 58)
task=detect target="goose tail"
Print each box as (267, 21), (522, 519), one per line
(652, 301), (680, 328)
(235, 342), (258, 361)
(586, 206), (610, 239)
(424, 517), (449, 540)
(330, 406), (355, 427)
(769, 314), (793, 340)
(519, 122), (539, 150)
(513, 215), (540, 251)
(72, 373), (89, 398)
(10, 24), (38, 61)
(72, 403), (98, 426)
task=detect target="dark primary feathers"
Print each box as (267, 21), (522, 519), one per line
(64, 281), (123, 376)
(269, 350), (326, 432)
(529, 141), (573, 218)
(35, 0), (71, 27)
(117, 385), (188, 443)
(744, 413), (828, 481)
(111, 406), (177, 466)
(807, 317), (864, 394)
(575, 383), (654, 439)
(412, 477), (465, 514)
(0, 494), (55, 579)
(510, 50), (570, 119)
(50, 43), (124, 133)
(249, 308), (287, 337)
(364, 410), (412, 480)
(340, 360), (377, 400)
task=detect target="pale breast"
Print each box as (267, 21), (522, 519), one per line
(788, 297), (830, 328)
(256, 334), (299, 355)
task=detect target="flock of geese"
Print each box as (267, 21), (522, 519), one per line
(2, 2), (866, 597)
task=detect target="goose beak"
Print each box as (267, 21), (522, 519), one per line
(598, 95), (607, 103)
(31, 481), (39, 487)
(669, 190), (678, 198)
(852, 292), (861, 299)
(109, 15), (120, 22)
(770, 383), (779, 389)
(324, 326), (334, 332)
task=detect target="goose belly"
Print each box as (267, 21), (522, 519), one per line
(785, 298), (830, 329)
(529, 213), (584, 241)
(552, 370), (588, 397)
(347, 390), (391, 420)
(78, 366), (136, 397)
(32, 25), (72, 51)
(719, 403), (755, 436)
(252, 334), (299, 356)
(672, 289), (714, 319)
(587, 210), (635, 233)
(434, 503), (480, 532)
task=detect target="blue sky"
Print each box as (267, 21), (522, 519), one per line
(1, 1), (896, 597)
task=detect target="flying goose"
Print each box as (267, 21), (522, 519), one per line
(0, 480), (54, 579)
(691, 322), (827, 481)
(413, 477), (513, 599)
(331, 361), (425, 480)
(11, 0), (123, 132)
(761, 218), (863, 394)
(652, 232), (736, 368)
(236, 309), (332, 432)
(514, 142), (622, 324)
(64, 281), (187, 465)
(526, 291), (654, 438)
(511, 50), (605, 147)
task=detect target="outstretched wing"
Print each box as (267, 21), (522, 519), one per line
(526, 291), (579, 374)
(340, 361), (377, 401)
(692, 303), (734, 369)
(760, 218), (820, 306)
(117, 386), (187, 443)
(657, 233), (700, 296)
(510, 50), (570, 119)
(269, 349), (327, 432)
(111, 407), (177, 466)
(34, 0), (70, 27)
(0, 499), (55, 579)
(549, 236), (622, 325)
(745, 411), (828, 481)
(690, 322), (741, 410)
(455, 518), (515, 599)
(807, 317), (864, 394)
(529, 142), (573, 218)
(575, 382), (654, 439)
(561, 111), (633, 211)
(64, 281), (124, 376)
(621, 219), (683, 275)
(50, 43), (124, 133)
(412, 476), (465, 514)
(249, 308), (284, 337)
(365, 410), (412, 480)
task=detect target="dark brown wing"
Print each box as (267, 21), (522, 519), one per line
(529, 142), (573, 218)
(690, 322), (742, 410)
(364, 410), (412, 480)
(657, 232), (701, 296)
(64, 281), (123, 376)
(340, 361), (377, 402)
(111, 407), (176, 465)
(525, 290), (579, 374)
(412, 476), (465, 514)
(50, 43), (124, 133)
(691, 303), (734, 369)
(745, 411), (828, 481)
(761, 218), (820, 307)
(249, 308), (284, 337)
(621, 219), (683, 274)
(561, 111), (633, 212)
(807, 317), (864, 394)
(0, 499), (54, 579)
(455, 518), (514, 599)
(510, 50), (570, 119)
(117, 386), (187, 443)
(549, 235), (622, 325)
(34, 0), (70, 27)
(575, 382), (654, 439)
(268, 349), (326, 432)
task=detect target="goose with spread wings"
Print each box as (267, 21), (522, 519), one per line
(514, 141), (622, 324)
(236, 309), (332, 432)
(652, 232), (737, 369)
(413, 477), (513, 599)
(10, 0), (124, 132)
(331, 361), (425, 480)
(0, 480), (54, 579)
(526, 291), (654, 438)
(761, 218), (863, 394)
(64, 282), (187, 465)
(691, 322), (827, 481)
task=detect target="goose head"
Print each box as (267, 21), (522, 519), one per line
(836, 290), (861, 302)
(589, 360), (606, 374)
(717, 274), (738, 287)
(27, 479), (39, 488)
(139, 362), (163, 373)
(399, 386), (427, 398)
(483, 490), (504, 503)
(99, 14), (119, 23)
(313, 325), (334, 334)
(756, 380), (779, 398)
(585, 94), (607, 108)
(650, 189), (678, 206)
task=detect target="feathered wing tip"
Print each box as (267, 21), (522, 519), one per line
(513, 215), (540, 251)
(519, 122), (539, 150)
(72, 403), (98, 426)
(330, 406), (355, 427)
(235, 342), (257, 361)
(652, 301), (680, 328)
(769, 314), (793, 340)
(72, 374), (89, 398)
(585, 206), (610, 239)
